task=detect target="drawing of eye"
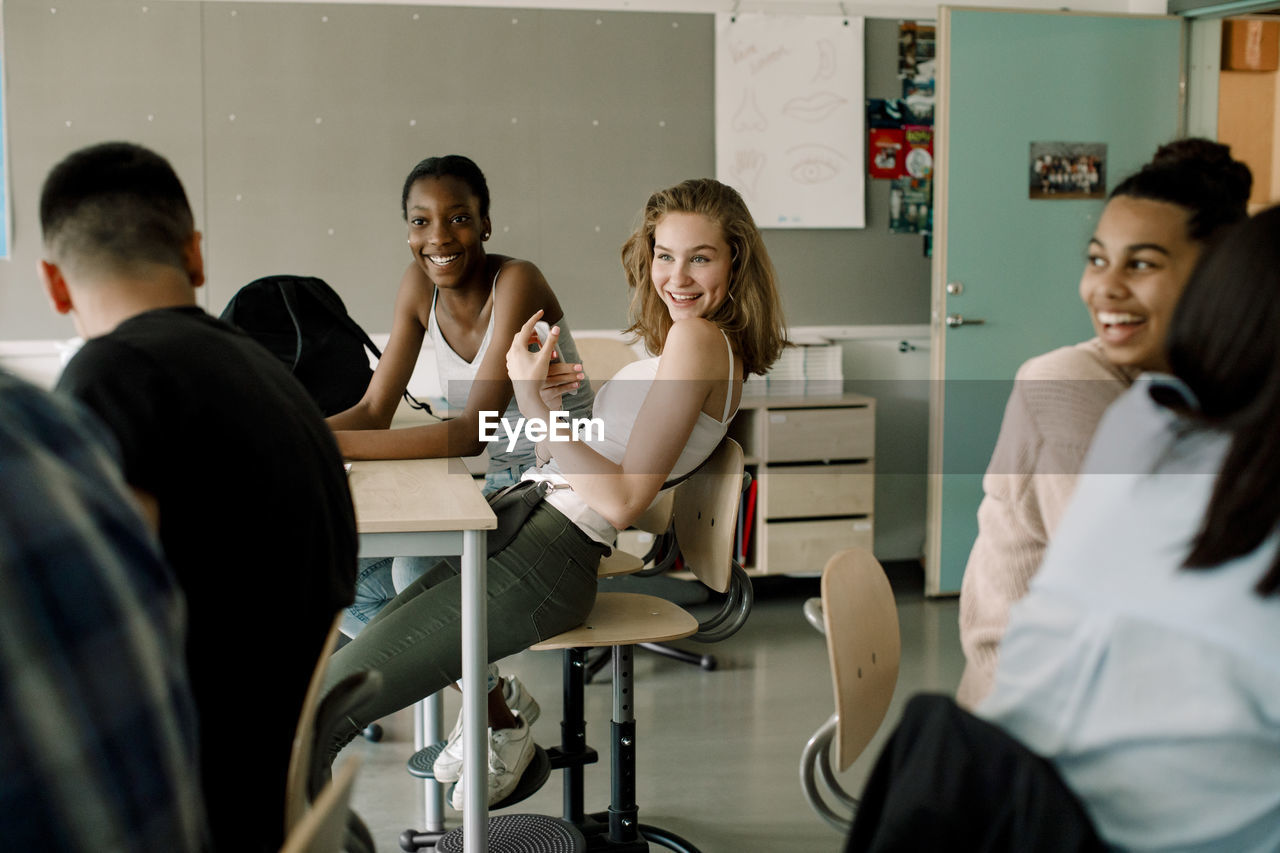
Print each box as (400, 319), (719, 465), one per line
(791, 158), (838, 183)
(787, 144), (846, 184)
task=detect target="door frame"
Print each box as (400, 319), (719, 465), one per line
(1171, 0), (1280, 16)
(924, 6), (1188, 596)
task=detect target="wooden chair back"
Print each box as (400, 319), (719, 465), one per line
(597, 488), (675, 578)
(821, 548), (900, 771)
(672, 437), (745, 594)
(279, 753), (363, 853)
(285, 613), (343, 833)
(632, 489), (675, 535)
(574, 336), (640, 392)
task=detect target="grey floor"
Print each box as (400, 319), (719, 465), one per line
(342, 565), (963, 853)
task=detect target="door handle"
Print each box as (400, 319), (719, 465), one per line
(945, 314), (986, 328)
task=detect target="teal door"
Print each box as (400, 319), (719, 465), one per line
(926, 8), (1184, 595)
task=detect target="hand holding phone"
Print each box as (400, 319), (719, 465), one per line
(533, 321), (559, 362)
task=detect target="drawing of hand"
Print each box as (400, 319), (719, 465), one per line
(732, 150), (766, 196)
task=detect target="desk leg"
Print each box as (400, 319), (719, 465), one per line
(416, 695), (445, 832)
(461, 529), (488, 851)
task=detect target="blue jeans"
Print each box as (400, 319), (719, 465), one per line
(340, 467), (521, 638)
(340, 557), (433, 637)
(483, 465), (520, 494)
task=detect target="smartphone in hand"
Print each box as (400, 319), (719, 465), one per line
(533, 321), (559, 362)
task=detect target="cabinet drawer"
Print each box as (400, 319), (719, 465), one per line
(764, 407), (873, 462)
(762, 518), (873, 575)
(761, 462), (874, 519)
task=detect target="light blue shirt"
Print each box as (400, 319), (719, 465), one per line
(979, 375), (1280, 853)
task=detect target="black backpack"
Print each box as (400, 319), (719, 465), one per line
(220, 274), (430, 417)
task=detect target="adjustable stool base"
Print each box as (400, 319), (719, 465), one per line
(435, 814), (586, 853)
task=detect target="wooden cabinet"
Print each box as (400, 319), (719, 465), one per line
(728, 393), (875, 576)
(1218, 17), (1280, 211)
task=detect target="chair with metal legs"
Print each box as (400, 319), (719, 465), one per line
(572, 336), (720, 681)
(399, 439), (749, 853)
(517, 436), (753, 852)
(392, 499), (678, 851)
(280, 753), (365, 853)
(285, 614), (381, 853)
(799, 548), (901, 832)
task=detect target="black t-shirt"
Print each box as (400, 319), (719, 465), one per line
(58, 306), (356, 852)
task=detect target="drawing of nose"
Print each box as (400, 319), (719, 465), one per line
(732, 88), (768, 133)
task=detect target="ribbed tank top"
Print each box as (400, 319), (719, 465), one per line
(427, 262), (595, 477)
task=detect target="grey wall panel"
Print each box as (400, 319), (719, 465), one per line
(529, 10), (716, 328)
(0, 3), (930, 342)
(201, 3), (544, 330)
(0, 0), (204, 341)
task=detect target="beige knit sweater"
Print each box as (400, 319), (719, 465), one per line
(955, 339), (1134, 710)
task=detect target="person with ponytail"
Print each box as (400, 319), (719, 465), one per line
(976, 205), (1280, 851)
(956, 139), (1252, 708)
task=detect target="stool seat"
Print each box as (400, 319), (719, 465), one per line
(596, 548), (645, 578)
(529, 592), (698, 651)
(436, 813), (586, 853)
(405, 742), (447, 779)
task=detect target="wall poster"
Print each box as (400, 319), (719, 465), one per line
(870, 21), (935, 249)
(715, 13), (866, 229)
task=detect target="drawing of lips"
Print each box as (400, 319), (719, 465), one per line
(781, 92), (847, 123)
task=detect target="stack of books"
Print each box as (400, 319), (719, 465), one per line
(765, 336), (843, 395)
(803, 342), (843, 396)
(766, 346), (807, 394)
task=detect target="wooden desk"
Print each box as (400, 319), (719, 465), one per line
(348, 458), (496, 851)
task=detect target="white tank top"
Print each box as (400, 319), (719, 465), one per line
(427, 262), (594, 476)
(525, 328), (737, 545)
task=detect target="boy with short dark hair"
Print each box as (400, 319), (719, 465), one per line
(40, 141), (357, 851)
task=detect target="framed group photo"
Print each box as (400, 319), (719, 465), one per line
(1029, 141), (1107, 200)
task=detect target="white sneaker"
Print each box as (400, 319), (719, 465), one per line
(432, 711), (468, 783)
(449, 714), (535, 810)
(432, 676), (541, 783)
(502, 675), (541, 726)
